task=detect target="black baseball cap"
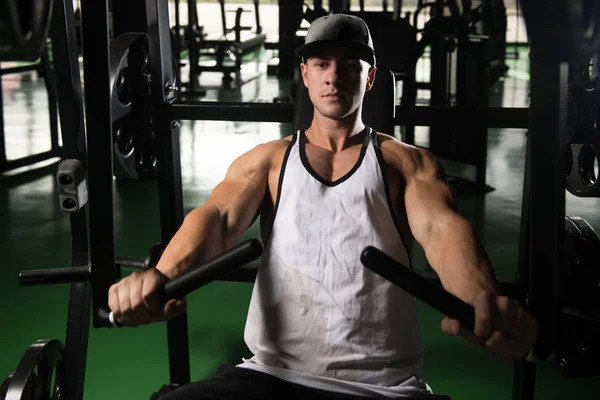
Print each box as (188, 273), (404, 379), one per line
(296, 14), (376, 66)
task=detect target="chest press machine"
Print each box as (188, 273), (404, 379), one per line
(2, 0), (600, 400)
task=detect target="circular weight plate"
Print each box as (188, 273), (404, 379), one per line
(555, 217), (600, 378)
(0, 0), (54, 62)
(5, 339), (64, 400)
(0, 375), (12, 398)
(566, 143), (600, 197)
(109, 33), (160, 181)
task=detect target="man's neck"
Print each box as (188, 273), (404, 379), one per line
(305, 113), (366, 153)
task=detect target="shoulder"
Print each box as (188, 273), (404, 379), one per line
(228, 135), (294, 176)
(375, 132), (445, 182)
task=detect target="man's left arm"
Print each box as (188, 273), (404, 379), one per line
(402, 147), (538, 362)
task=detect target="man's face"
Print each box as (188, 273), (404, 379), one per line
(300, 46), (376, 121)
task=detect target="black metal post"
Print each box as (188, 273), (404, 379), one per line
(277, 0), (303, 78)
(455, 37), (490, 192)
(0, 65), (6, 166)
(80, 0), (118, 328)
(254, 0), (262, 34)
(527, 58), (566, 358)
(146, 0), (191, 385)
(219, 0), (227, 36)
(519, 0), (567, 365)
(50, 0), (92, 398)
(39, 47), (61, 153)
(112, 0), (148, 35)
(512, 130), (537, 400)
(187, 0), (200, 93)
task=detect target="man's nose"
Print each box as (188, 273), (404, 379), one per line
(325, 63), (344, 85)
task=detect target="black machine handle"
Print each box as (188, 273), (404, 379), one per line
(99, 239), (263, 327)
(360, 246), (555, 363)
(360, 246), (475, 331)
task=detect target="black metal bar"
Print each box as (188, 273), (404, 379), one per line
(170, 101), (294, 122)
(0, 72), (7, 165)
(175, 0), (180, 30)
(50, 0), (92, 398)
(0, 149), (63, 173)
(169, 101), (529, 128)
(254, 0), (262, 33)
(19, 266), (91, 286)
(161, 240), (263, 301)
(187, 0), (200, 93)
(50, 0), (87, 162)
(111, 0), (147, 35)
(524, 16), (565, 363)
(146, 0), (191, 386)
(39, 47), (61, 152)
(512, 360), (537, 400)
(116, 256), (147, 270)
(398, 106), (530, 129)
(0, 64), (42, 76)
(361, 246), (476, 331)
(80, 0), (117, 328)
(219, 0), (227, 36)
(513, 127), (536, 400)
(64, 281), (92, 400)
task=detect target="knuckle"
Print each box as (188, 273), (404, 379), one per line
(131, 298), (144, 311)
(142, 291), (154, 303)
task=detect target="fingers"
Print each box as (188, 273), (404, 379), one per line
(484, 298), (539, 361)
(441, 317), (484, 349)
(441, 292), (540, 362)
(163, 298), (187, 320)
(108, 269), (177, 327)
(472, 291), (495, 341)
(441, 291), (495, 347)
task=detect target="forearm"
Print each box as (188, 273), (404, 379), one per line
(425, 216), (499, 304)
(156, 203), (228, 279)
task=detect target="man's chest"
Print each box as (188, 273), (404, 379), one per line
(264, 142), (405, 217)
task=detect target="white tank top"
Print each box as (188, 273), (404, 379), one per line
(240, 128), (432, 397)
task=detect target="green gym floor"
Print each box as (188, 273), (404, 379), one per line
(2, 42), (600, 399)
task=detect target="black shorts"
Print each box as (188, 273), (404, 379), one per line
(157, 363), (452, 400)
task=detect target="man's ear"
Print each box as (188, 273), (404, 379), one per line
(300, 62), (309, 87)
(365, 65), (377, 92)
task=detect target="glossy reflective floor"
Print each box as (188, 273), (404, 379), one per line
(2, 26), (600, 400)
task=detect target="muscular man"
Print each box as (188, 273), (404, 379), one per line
(108, 14), (538, 399)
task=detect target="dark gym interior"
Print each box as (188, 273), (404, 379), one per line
(1, 0), (600, 399)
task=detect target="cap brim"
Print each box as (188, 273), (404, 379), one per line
(295, 40), (375, 65)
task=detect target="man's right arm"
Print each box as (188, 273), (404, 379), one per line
(156, 142), (272, 279)
(108, 142), (275, 326)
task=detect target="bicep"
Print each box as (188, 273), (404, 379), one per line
(205, 145), (269, 240)
(403, 151), (459, 250)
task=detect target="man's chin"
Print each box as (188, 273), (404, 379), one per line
(315, 105), (355, 120)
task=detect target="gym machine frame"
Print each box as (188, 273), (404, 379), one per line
(105, 1), (600, 399)
(82, 0), (548, 397)
(0, 48), (62, 174)
(7, 1), (600, 400)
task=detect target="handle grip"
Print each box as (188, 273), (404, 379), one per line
(104, 238), (263, 327)
(360, 246), (475, 331)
